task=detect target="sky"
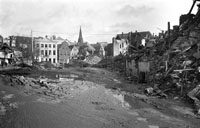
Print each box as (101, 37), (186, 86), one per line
(0, 0), (198, 43)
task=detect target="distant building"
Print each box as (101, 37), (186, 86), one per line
(104, 43), (113, 56)
(92, 43), (105, 57)
(78, 43), (95, 58)
(112, 32), (129, 56)
(34, 37), (60, 64)
(10, 36), (32, 61)
(0, 35), (3, 45)
(112, 31), (152, 56)
(3, 37), (11, 46)
(0, 43), (14, 66)
(69, 45), (79, 59)
(58, 41), (71, 64)
(58, 40), (79, 64)
(112, 38), (129, 56)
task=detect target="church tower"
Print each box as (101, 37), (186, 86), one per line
(78, 26), (84, 44)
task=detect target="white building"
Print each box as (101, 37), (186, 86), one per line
(113, 38), (129, 56)
(34, 37), (63, 64)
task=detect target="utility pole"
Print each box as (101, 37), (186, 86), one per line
(31, 30), (34, 64)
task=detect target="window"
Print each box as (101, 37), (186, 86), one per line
(53, 44), (55, 48)
(53, 58), (56, 63)
(49, 58), (51, 62)
(41, 44), (44, 48)
(53, 50), (56, 55)
(119, 44), (121, 48)
(45, 50), (48, 56)
(49, 44), (51, 48)
(36, 44), (39, 47)
(49, 50), (51, 55)
(46, 58), (48, 61)
(41, 50), (44, 55)
(122, 43), (124, 48)
(45, 44), (47, 48)
(41, 58), (43, 61)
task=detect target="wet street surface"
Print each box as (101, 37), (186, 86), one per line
(0, 67), (199, 128)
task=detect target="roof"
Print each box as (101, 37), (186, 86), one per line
(35, 38), (57, 43)
(68, 45), (76, 50)
(97, 42), (108, 47)
(56, 36), (64, 40)
(116, 33), (130, 40)
(116, 31), (152, 40)
(58, 41), (69, 49)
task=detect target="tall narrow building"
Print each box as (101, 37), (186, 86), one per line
(78, 26), (84, 44)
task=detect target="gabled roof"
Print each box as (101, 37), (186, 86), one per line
(116, 33), (130, 40)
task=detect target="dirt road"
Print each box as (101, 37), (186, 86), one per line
(0, 67), (199, 128)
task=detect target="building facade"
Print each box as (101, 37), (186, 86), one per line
(112, 31), (152, 56)
(58, 41), (71, 64)
(92, 43), (106, 57)
(34, 38), (58, 64)
(69, 45), (79, 59)
(113, 38), (129, 56)
(10, 36), (32, 60)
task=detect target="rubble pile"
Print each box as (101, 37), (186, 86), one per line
(84, 55), (102, 65)
(3, 74), (95, 99)
(125, 36), (200, 116)
(96, 4), (200, 116)
(68, 60), (89, 67)
(34, 61), (57, 69)
(95, 55), (126, 74)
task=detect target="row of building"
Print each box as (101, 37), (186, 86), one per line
(0, 26), (162, 66)
(0, 27), (108, 66)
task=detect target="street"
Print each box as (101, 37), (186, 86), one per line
(0, 67), (199, 128)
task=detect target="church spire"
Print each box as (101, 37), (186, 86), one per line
(78, 26), (84, 44)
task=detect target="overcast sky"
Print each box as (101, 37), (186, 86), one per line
(0, 0), (198, 43)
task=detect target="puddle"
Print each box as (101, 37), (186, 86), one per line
(148, 125), (159, 128)
(3, 94), (14, 100)
(113, 79), (121, 84)
(128, 111), (139, 116)
(1, 91), (6, 94)
(137, 117), (147, 122)
(70, 74), (79, 78)
(37, 97), (61, 104)
(171, 106), (195, 116)
(59, 77), (74, 82)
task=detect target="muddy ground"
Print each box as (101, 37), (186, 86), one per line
(0, 67), (200, 128)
